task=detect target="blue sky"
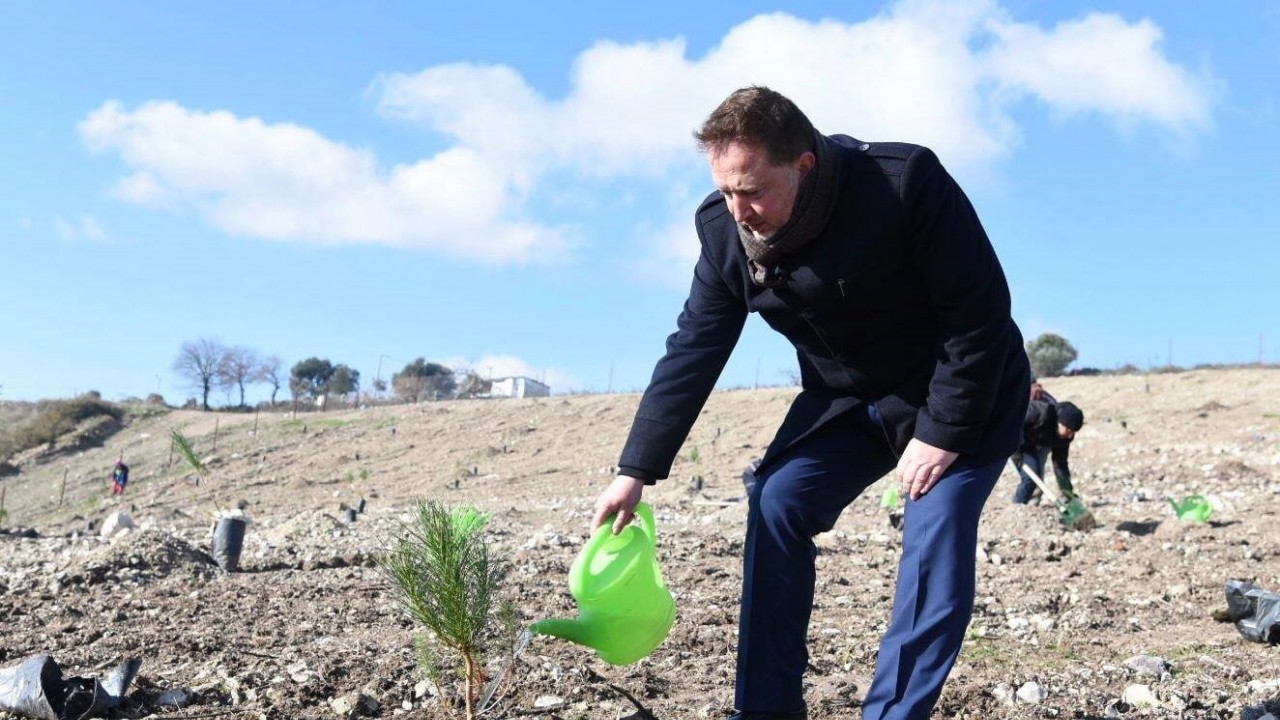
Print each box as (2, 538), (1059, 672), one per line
(2, 1), (1277, 404)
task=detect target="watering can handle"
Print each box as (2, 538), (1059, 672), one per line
(584, 501), (656, 553)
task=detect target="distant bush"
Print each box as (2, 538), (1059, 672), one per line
(1026, 333), (1079, 378)
(8, 395), (124, 453)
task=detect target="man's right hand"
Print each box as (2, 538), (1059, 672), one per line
(592, 475), (645, 535)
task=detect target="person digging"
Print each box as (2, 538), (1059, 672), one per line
(1011, 399), (1084, 505)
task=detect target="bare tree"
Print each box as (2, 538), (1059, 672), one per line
(454, 370), (490, 399)
(218, 346), (259, 408)
(254, 355), (284, 406)
(173, 338), (227, 411)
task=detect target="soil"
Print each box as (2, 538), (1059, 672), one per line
(3, 368), (1280, 719)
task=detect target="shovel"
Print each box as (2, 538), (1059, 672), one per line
(1018, 462), (1096, 531)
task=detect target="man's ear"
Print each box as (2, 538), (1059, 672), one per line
(796, 151), (816, 177)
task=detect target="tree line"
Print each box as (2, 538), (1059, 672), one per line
(171, 339), (491, 411)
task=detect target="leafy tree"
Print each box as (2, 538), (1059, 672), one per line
(393, 358), (456, 402)
(218, 346), (259, 408)
(330, 364), (360, 398)
(1026, 333), (1079, 378)
(290, 357), (335, 400)
(254, 356), (284, 405)
(173, 338), (227, 411)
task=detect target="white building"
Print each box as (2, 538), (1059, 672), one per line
(488, 376), (550, 398)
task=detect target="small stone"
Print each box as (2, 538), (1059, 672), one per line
(100, 512), (136, 539)
(155, 688), (197, 708)
(1124, 655), (1171, 680)
(1015, 681), (1047, 704)
(992, 683), (1015, 704)
(1122, 684), (1159, 708)
(413, 680), (435, 699)
(357, 694), (380, 714)
(534, 695), (564, 708)
(330, 695), (354, 716)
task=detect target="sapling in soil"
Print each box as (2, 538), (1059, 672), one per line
(171, 429), (249, 571)
(170, 430), (223, 511)
(382, 500), (517, 719)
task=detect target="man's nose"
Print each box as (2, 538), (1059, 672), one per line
(727, 195), (751, 222)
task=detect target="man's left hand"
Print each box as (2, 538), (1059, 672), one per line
(898, 438), (959, 501)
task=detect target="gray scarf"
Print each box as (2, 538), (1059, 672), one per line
(737, 131), (842, 287)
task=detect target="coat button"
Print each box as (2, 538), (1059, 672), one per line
(858, 143), (871, 152)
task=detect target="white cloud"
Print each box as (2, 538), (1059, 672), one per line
(444, 354), (578, 394)
(79, 101), (572, 263)
(983, 11), (1212, 133)
(80, 1), (1211, 268)
(52, 215), (110, 243)
(16, 217), (33, 229)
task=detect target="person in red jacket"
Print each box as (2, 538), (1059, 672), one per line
(111, 460), (129, 495)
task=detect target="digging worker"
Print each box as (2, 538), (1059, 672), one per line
(1011, 399), (1084, 504)
(592, 86), (1029, 720)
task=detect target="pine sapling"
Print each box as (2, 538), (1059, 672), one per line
(382, 501), (515, 719)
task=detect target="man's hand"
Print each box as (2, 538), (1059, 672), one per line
(592, 475), (646, 535)
(897, 438), (959, 501)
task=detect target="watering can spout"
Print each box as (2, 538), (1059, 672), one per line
(529, 618), (594, 647)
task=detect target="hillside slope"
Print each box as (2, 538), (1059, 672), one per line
(2, 368), (1279, 719)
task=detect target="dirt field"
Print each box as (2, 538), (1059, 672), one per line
(3, 368), (1280, 719)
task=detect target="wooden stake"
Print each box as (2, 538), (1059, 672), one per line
(253, 407), (260, 436)
(213, 416), (220, 453)
(59, 468), (68, 508)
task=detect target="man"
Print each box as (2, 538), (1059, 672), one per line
(1012, 399), (1084, 504)
(592, 86), (1029, 720)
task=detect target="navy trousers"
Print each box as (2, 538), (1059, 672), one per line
(736, 405), (1002, 719)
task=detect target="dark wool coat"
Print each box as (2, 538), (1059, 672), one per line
(1017, 399), (1073, 485)
(618, 135), (1030, 482)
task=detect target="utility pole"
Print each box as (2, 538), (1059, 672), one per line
(754, 359), (761, 389)
(1167, 338), (1173, 369)
(374, 354), (391, 397)
(607, 363), (614, 394)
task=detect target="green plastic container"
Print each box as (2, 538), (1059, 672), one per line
(530, 502), (676, 665)
(880, 486), (901, 509)
(1169, 495), (1214, 523)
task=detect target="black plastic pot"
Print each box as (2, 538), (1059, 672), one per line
(212, 517), (247, 573)
(0, 654), (139, 720)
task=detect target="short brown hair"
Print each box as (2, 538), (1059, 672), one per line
(694, 86), (815, 165)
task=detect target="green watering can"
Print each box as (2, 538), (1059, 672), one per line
(1169, 495), (1214, 523)
(530, 502), (676, 665)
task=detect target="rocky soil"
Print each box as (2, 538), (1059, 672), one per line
(3, 368), (1280, 719)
